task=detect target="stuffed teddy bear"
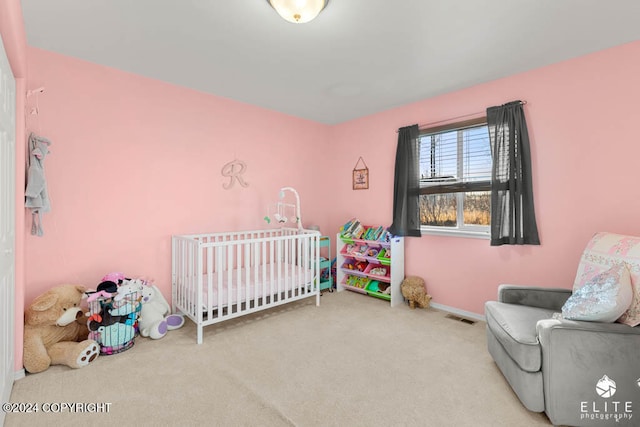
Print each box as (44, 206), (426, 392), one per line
(139, 284), (184, 339)
(23, 284), (100, 374)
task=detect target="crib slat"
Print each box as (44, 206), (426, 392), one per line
(244, 241), (250, 309)
(174, 238), (179, 310)
(306, 235), (312, 293)
(297, 235), (302, 297)
(216, 239), (223, 319)
(227, 243), (233, 314)
(252, 240), (258, 309)
(284, 236), (289, 299)
(293, 236), (298, 297)
(196, 239), (203, 344)
(270, 239), (275, 302)
(236, 242), (241, 313)
(184, 239), (189, 314)
(277, 239), (283, 302)
(261, 240), (267, 308)
(300, 234), (306, 295)
(207, 245), (213, 321)
(293, 236), (297, 297)
(186, 239), (191, 315)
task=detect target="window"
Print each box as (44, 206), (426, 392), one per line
(419, 118), (491, 238)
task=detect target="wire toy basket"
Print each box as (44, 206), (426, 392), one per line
(87, 290), (142, 355)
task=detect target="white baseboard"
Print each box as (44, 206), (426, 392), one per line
(430, 302), (486, 323)
(14, 369), (25, 381)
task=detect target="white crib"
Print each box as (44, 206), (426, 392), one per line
(172, 228), (321, 343)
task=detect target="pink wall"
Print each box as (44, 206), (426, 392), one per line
(24, 47), (332, 306)
(330, 40), (640, 315)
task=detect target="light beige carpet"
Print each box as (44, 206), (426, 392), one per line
(6, 290), (551, 427)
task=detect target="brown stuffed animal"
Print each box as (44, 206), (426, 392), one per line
(400, 276), (432, 309)
(23, 284), (100, 373)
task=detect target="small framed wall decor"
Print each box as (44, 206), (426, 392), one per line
(352, 156), (369, 190)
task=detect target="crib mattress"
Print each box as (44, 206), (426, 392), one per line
(198, 263), (314, 310)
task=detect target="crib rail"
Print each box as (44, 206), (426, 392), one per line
(172, 228), (321, 343)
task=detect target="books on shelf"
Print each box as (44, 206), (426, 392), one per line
(340, 219), (391, 242)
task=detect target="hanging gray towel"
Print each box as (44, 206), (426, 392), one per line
(25, 132), (52, 236)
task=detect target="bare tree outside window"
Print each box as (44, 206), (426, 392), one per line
(420, 194), (457, 226)
(463, 192), (490, 225)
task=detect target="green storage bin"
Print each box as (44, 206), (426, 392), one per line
(365, 280), (391, 301)
(377, 248), (391, 266)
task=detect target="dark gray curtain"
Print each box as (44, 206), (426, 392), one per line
(487, 101), (540, 246)
(389, 124), (421, 237)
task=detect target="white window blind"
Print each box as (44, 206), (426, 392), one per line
(419, 119), (491, 195)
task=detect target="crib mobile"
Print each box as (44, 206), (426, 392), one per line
(264, 186), (303, 230)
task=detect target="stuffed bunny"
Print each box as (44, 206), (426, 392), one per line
(139, 284), (185, 339)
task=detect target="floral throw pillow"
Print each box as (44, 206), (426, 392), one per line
(573, 232), (640, 326)
(563, 264), (633, 323)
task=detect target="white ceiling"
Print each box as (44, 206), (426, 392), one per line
(20, 0), (640, 125)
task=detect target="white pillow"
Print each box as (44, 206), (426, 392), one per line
(562, 263), (633, 323)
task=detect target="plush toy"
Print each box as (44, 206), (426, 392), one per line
(110, 278), (144, 314)
(23, 284), (100, 373)
(101, 272), (127, 284)
(400, 276), (432, 309)
(378, 282), (391, 295)
(85, 280), (118, 303)
(139, 284), (185, 339)
(113, 278), (144, 302)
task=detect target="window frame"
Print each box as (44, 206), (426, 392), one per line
(418, 117), (491, 239)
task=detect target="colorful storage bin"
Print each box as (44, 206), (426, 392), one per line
(365, 280), (391, 301)
(343, 275), (370, 294)
(364, 263), (390, 280)
(377, 248), (392, 266)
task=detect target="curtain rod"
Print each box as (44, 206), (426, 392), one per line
(402, 100), (527, 131)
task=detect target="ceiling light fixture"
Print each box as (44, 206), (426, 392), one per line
(267, 0), (329, 24)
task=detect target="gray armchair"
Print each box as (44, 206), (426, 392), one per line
(485, 233), (640, 426)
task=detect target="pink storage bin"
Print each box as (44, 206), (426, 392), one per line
(364, 263), (390, 282)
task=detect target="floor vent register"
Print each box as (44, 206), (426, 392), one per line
(445, 313), (476, 325)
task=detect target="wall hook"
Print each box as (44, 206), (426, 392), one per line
(26, 87), (45, 97)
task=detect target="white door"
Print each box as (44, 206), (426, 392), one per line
(0, 31), (17, 424)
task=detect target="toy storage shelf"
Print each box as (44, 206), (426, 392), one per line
(336, 232), (404, 307)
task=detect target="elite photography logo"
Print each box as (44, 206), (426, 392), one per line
(580, 375), (633, 423)
(596, 375), (617, 398)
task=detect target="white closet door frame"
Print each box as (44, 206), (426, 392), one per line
(0, 29), (17, 424)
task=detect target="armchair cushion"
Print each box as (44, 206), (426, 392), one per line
(484, 301), (555, 372)
(561, 263), (633, 322)
(574, 232), (640, 326)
